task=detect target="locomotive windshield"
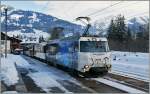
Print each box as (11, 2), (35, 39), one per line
(80, 41), (109, 52)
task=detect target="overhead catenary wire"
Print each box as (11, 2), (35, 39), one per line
(92, 11), (148, 24)
(64, 2), (79, 17)
(87, 1), (148, 25)
(86, 1), (123, 17)
(71, 1), (124, 25)
(92, 1), (140, 19)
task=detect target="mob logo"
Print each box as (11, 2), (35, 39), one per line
(90, 58), (102, 66)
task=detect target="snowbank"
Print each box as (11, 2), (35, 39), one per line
(1, 54), (80, 92)
(1, 54), (30, 86)
(24, 56), (80, 93)
(28, 72), (69, 92)
(111, 51), (149, 80)
(14, 55), (30, 68)
(1, 54), (19, 86)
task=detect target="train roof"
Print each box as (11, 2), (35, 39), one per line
(79, 37), (107, 41)
(47, 35), (80, 44)
(47, 36), (107, 44)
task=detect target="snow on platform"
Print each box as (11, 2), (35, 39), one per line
(0, 54), (83, 93)
(20, 56), (81, 93)
(1, 54), (19, 86)
(28, 72), (69, 92)
(2, 91), (18, 94)
(94, 78), (146, 93)
(1, 54), (31, 86)
(111, 51), (149, 81)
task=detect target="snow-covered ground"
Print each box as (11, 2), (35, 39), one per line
(0, 54), (83, 93)
(22, 56), (80, 93)
(0, 54), (19, 86)
(111, 51), (149, 81)
(0, 54), (29, 86)
(1, 51), (149, 93)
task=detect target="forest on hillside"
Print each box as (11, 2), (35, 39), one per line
(107, 15), (149, 52)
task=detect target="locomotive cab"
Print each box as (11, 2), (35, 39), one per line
(78, 37), (111, 75)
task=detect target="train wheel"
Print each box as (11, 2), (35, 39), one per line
(100, 71), (108, 76)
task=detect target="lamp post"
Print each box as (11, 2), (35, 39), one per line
(1, 5), (14, 58)
(4, 7), (8, 58)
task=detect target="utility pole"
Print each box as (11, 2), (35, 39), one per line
(4, 8), (8, 58)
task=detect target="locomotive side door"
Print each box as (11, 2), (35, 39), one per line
(45, 44), (59, 66)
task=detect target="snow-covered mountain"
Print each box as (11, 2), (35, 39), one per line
(127, 16), (149, 33)
(1, 10), (83, 42)
(93, 16), (149, 36)
(1, 9), (149, 43)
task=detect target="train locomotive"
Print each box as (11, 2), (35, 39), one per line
(46, 36), (111, 76)
(23, 35), (111, 77)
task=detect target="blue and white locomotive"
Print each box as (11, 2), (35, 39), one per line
(45, 35), (111, 76)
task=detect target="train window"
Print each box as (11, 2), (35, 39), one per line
(35, 45), (40, 52)
(74, 42), (79, 52)
(47, 44), (59, 55)
(106, 42), (110, 52)
(43, 45), (47, 53)
(80, 41), (108, 52)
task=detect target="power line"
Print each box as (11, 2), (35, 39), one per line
(89, 1), (148, 24)
(93, 1), (140, 18)
(86, 1), (123, 17)
(63, 2), (79, 19)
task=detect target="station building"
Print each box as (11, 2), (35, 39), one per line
(1, 32), (22, 53)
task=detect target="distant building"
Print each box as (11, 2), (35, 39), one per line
(1, 32), (22, 53)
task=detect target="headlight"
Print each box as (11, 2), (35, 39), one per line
(84, 65), (89, 69)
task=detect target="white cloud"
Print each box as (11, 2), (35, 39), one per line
(34, 1), (48, 5)
(33, 1), (149, 24)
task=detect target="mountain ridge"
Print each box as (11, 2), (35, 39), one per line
(1, 10), (149, 43)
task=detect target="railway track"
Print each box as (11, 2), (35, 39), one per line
(105, 73), (149, 92)
(76, 75), (148, 93)
(93, 78), (146, 93)
(76, 77), (127, 93)
(111, 70), (149, 81)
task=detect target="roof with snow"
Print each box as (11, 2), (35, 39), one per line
(1, 32), (22, 42)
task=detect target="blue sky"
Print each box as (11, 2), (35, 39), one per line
(2, 1), (48, 13)
(2, 1), (149, 24)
